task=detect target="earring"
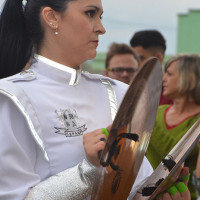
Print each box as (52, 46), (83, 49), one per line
(49, 22), (58, 35)
(55, 25), (58, 35)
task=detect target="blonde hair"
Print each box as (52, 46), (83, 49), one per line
(164, 54), (200, 104)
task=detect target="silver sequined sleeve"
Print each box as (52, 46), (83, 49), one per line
(25, 159), (97, 200)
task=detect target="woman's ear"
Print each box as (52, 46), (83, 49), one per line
(41, 7), (60, 30)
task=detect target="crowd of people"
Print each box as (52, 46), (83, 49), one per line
(104, 31), (200, 199)
(0, 0), (198, 199)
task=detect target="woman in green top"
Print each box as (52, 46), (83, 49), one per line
(146, 54), (200, 200)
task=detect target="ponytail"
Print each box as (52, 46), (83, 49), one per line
(0, 0), (75, 79)
(0, 0), (32, 78)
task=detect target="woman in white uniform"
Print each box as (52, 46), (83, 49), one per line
(0, 0), (190, 199)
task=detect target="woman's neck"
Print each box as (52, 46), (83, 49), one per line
(165, 96), (200, 127)
(171, 96), (200, 115)
(38, 41), (81, 69)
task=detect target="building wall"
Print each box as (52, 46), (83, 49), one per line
(87, 53), (106, 74)
(177, 10), (200, 53)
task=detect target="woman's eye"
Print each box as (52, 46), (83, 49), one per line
(167, 72), (172, 76)
(86, 10), (96, 17)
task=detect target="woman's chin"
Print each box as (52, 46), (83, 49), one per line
(163, 93), (174, 100)
(87, 51), (97, 60)
(163, 92), (169, 98)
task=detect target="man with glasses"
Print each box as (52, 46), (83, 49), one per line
(104, 42), (139, 84)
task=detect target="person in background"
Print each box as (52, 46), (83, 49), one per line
(130, 29), (173, 105)
(146, 54), (200, 200)
(104, 42), (139, 84)
(103, 43), (191, 200)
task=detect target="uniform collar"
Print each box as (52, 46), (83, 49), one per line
(33, 54), (116, 86)
(34, 54), (81, 86)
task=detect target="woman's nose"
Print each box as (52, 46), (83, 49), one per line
(162, 73), (166, 82)
(95, 20), (106, 35)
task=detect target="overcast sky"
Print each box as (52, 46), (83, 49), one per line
(0, 0), (200, 54)
(99, 0), (200, 54)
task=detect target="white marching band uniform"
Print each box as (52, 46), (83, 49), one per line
(0, 55), (153, 200)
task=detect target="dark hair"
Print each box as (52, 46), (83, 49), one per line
(129, 30), (166, 54)
(0, 0), (73, 79)
(105, 42), (140, 68)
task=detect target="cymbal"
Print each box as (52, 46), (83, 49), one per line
(91, 57), (162, 200)
(131, 118), (200, 200)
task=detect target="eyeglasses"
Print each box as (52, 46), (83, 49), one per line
(107, 67), (137, 75)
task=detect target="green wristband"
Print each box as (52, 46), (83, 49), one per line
(167, 185), (178, 196)
(176, 182), (187, 194)
(102, 128), (109, 137)
(182, 173), (190, 181)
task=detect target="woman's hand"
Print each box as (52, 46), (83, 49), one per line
(157, 167), (191, 200)
(83, 128), (109, 167)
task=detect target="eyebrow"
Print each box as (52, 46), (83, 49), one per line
(86, 5), (104, 14)
(87, 5), (100, 10)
